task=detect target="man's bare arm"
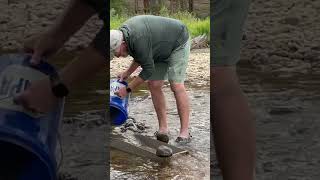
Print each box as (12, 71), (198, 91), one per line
(60, 45), (105, 90)
(127, 60), (146, 91)
(128, 76), (145, 91)
(48, 0), (96, 44)
(126, 60), (140, 75)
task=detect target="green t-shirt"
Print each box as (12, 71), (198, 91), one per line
(120, 15), (189, 80)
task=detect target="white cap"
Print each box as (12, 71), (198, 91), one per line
(110, 30), (123, 59)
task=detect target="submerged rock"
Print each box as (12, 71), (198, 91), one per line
(269, 105), (300, 115)
(58, 172), (78, 180)
(120, 117), (148, 133)
(156, 145), (173, 157)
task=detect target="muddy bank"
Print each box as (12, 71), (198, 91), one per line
(111, 88), (210, 179)
(111, 48), (210, 88)
(242, 0), (320, 75)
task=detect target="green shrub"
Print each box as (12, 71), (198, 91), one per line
(183, 17), (210, 38)
(110, 11), (127, 29)
(110, 7), (210, 39)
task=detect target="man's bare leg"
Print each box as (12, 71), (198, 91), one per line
(170, 82), (190, 138)
(148, 80), (168, 133)
(212, 66), (256, 180)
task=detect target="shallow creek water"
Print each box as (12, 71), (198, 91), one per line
(212, 65), (320, 180)
(110, 85), (211, 180)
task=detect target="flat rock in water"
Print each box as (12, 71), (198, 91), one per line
(156, 145), (173, 157)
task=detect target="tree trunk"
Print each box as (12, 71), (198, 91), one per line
(144, 0), (150, 13)
(169, 0), (176, 13)
(135, 0), (138, 14)
(189, 0), (193, 12)
(178, 0), (183, 10)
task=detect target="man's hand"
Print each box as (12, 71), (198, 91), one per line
(14, 78), (58, 113)
(117, 71), (129, 81)
(24, 33), (64, 65)
(115, 87), (128, 99)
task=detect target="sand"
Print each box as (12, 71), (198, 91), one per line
(0, 0), (101, 52)
(241, 0), (320, 75)
(110, 48), (210, 87)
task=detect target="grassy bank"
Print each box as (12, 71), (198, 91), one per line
(110, 8), (210, 39)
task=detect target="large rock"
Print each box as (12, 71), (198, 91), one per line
(156, 145), (173, 157)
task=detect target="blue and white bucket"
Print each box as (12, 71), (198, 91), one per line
(110, 79), (130, 126)
(0, 54), (64, 180)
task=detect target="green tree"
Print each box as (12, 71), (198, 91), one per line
(111, 0), (127, 15)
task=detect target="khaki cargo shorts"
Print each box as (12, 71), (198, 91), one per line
(148, 39), (191, 83)
(211, 0), (251, 66)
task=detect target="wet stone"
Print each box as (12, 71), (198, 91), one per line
(263, 162), (274, 172)
(194, 94), (204, 98)
(156, 145), (173, 157)
(269, 106), (299, 115)
(62, 110), (105, 128)
(120, 118), (148, 133)
(281, 16), (300, 26)
(311, 46), (320, 51)
(58, 172), (78, 180)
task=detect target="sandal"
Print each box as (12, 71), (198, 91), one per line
(154, 131), (170, 143)
(175, 133), (192, 144)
